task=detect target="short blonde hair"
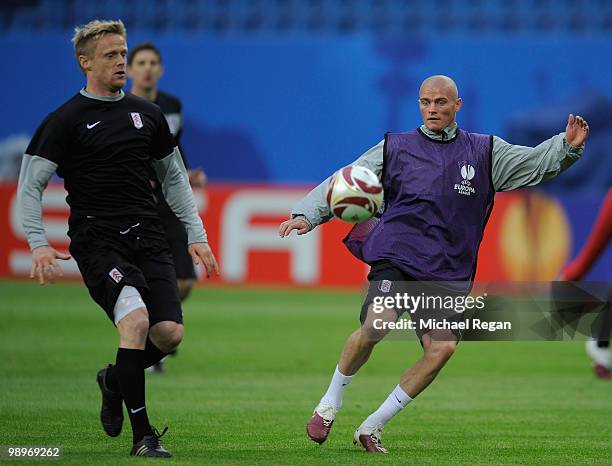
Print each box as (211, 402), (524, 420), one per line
(71, 19), (127, 72)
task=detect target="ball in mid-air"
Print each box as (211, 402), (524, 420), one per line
(326, 166), (383, 223)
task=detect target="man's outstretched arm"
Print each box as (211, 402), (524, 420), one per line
(17, 154), (71, 284)
(493, 114), (589, 191)
(279, 140), (384, 237)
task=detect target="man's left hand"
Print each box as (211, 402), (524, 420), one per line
(188, 242), (219, 278)
(565, 114), (589, 148)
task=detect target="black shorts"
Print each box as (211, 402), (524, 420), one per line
(360, 261), (464, 341)
(68, 217), (183, 326)
(158, 201), (196, 280)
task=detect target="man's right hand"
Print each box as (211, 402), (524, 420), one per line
(30, 245), (71, 285)
(278, 217), (311, 237)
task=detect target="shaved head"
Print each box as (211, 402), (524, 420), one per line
(418, 75), (462, 132)
(419, 75), (458, 100)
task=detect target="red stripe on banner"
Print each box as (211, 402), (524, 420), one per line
(0, 182), (592, 286)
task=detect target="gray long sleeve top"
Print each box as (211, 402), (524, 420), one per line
(152, 147), (208, 245)
(292, 124), (584, 229)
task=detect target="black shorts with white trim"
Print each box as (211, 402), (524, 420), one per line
(68, 216), (183, 326)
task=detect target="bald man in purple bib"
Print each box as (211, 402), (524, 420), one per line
(279, 75), (590, 453)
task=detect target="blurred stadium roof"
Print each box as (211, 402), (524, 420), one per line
(1, 0), (612, 35)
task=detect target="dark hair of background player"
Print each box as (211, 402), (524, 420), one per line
(127, 42), (162, 66)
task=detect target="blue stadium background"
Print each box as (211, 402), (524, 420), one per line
(1, 0), (611, 190)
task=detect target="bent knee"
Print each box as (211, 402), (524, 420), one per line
(151, 322), (184, 351)
(166, 325), (184, 349)
(134, 315), (150, 336)
(424, 340), (456, 362)
(358, 326), (387, 346)
(118, 308), (150, 339)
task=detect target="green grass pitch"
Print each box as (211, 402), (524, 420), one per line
(0, 281), (610, 465)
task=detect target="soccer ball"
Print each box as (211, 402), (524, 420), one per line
(326, 166), (383, 223)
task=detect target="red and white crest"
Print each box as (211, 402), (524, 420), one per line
(109, 267), (124, 283)
(379, 280), (392, 293)
(130, 112), (143, 129)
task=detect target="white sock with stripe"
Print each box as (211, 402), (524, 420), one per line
(319, 365), (353, 409)
(362, 384), (412, 428)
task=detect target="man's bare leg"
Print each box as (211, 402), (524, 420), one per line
(337, 328), (376, 375)
(399, 334), (457, 397)
(355, 331), (458, 453)
(306, 306), (396, 443)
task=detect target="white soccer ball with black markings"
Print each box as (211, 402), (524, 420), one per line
(326, 166), (383, 223)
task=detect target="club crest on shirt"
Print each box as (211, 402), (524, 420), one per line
(379, 280), (392, 293)
(454, 162), (476, 196)
(130, 112), (143, 129)
(109, 267), (124, 283)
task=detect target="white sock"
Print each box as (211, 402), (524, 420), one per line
(362, 384), (412, 428)
(319, 366), (353, 409)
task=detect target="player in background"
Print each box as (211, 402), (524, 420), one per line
(560, 189), (611, 379)
(280, 75), (589, 453)
(17, 20), (218, 457)
(127, 42), (206, 373)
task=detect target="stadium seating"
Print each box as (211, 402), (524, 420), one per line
(2, 0), (612, 34)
